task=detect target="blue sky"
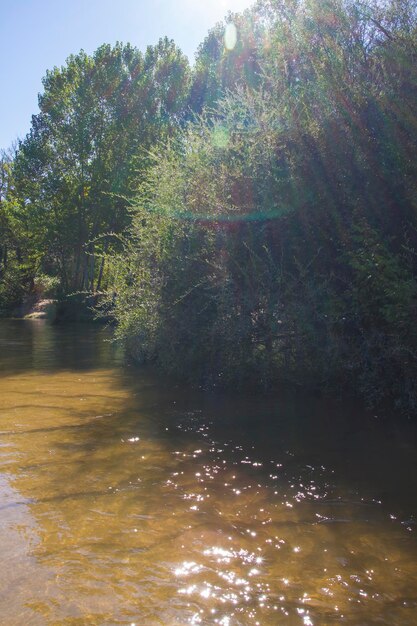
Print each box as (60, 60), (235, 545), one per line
(0, 0), (254, 150)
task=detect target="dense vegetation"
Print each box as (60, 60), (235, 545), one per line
(1, 0), (417, 412)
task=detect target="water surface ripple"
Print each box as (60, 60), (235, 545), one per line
(0, 320), (416, 625)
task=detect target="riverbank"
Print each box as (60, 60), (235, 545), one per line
(22, 298), (56, 319)
(1, 293), (109, 323)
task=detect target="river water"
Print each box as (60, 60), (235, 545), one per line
(0, 320), (417, 625)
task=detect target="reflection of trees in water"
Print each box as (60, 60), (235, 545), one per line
(0, 319), (119, 376)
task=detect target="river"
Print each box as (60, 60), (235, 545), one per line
(0, 319), (416, 625)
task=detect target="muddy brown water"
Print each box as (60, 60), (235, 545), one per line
(0, 319), (416, 625)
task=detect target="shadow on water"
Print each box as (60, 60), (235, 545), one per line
(0, 319), (417, 625)
(2, 319), (416, 503)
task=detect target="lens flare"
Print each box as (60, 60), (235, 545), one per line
(224, 22), (237, 50)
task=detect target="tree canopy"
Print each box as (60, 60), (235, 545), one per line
(11, 39), (190, 294)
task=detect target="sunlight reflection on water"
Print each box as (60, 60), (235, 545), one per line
(0, 321), (416, 625)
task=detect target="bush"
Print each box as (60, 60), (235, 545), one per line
(33, 273), (61, 298)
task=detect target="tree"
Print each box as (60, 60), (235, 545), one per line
(189, 10), (263, 113)
(13, 40), (190, 295)
(111, 0), (417, 411)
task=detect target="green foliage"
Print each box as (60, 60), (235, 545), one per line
(110, 0), (417, 413)
(3, 0), (417, 413)
(33, 273), (61, 298)
(0, 265), (29, 314)
(189, 10), (263, 112)
(11, 40), (191, 297)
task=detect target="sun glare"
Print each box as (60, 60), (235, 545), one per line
(182, 0), (254, 24)
(224, 22), (238, 50)
(214, 0), (253, 11)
